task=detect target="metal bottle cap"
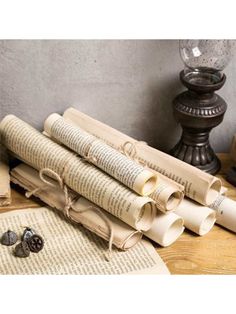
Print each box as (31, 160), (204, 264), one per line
(1, 230), (18, 246)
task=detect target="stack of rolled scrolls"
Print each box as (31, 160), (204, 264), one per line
(1, 107), (236, 254)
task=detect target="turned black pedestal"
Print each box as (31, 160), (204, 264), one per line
(170, 70), (227, 175)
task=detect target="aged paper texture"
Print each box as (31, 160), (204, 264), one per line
(0, 207), (170, 275)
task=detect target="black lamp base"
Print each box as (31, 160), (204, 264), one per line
(170, 70), (227, 175)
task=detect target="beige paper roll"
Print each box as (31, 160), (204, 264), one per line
(44, 113), (158, 196)
(0, 115), (155, 231)
(211, 196), (236, 233)
(151, 173), (184, 213)
(63, 107), (221, 206)
(10, 163), (142, 250)
(144, 212), (184, 247)
(175, 198), (216, 235)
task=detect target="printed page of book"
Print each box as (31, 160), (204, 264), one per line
(44, 113), (158, 196)
(0, 207), (170, 275)
(11, 163), (142, 250)
(0, 115), (156, 231)
(63, 107), (221, 206)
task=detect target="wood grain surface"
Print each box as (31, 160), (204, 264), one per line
(155, 153), (236, 274)
(1, 153), (236, 274)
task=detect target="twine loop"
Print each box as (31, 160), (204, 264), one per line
(25, 167), (114, 261)
(119, 141), (148, 167)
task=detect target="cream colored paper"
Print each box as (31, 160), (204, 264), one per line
(10, 163), (142, 250)
(43, 127), (183, 213)
(0, 161), (11, 206)
(43, 114), (184, 213)
(144, 212), (184, 247)
(210, 195), (236, 233)
(175, 198), (216, 235)
(11, 163), (183, 248)
(150, 173), (184, 212)
(0, 207), (170, 275)
(0, 115), (155, 231)
(44, 113), (158, 196)
(63, 107), (221, 205)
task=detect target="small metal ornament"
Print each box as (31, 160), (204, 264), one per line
(22, 227), (36, 242)
(1, 230), (18, 246)
(14, 241), (30, 258)
(27, 234), (44, 253)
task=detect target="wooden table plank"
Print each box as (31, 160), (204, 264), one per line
(1, 153), (236, 274)
(0, 184), (43, 213)
(155, 153), (236, 274)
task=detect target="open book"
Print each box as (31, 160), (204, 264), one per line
(0, 207), (170, 275)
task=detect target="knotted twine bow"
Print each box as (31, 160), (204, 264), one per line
(24, 140), (148, 260)
(25, 167), (114, 261)
(119, 141), (148, 166)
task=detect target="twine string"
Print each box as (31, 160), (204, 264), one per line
(25, 167), (114, 261)
(81, 138), (98, 164)
(119, 141), (148, 167)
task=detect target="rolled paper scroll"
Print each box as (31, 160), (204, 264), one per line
(44, 113), (158, 196)
(175, 198), (216, 235)
(63, 107), (222, 206)
(150, 173), (184, 213)
(0, 146), (11, 206)
(0, 161), (11, 206)
(144, 212), (184, 247)
(210, 195), (236, 233)
(44, 125), (184, 213)
(10, 163), (142, 250)
(0, 115), (155, 231)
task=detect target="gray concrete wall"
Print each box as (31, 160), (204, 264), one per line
(0, 40), (235, 152)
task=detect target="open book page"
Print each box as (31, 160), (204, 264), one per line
(0, 207), (170, 275)
(44, 113), (158, 196)
(63, 107), (221, 206)
(0, 115), (156, 231)
(11, 163), (142, 250)
(175, 198), (216, 235)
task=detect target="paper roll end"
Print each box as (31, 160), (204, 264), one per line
(44, 113), (62, 135)
(198, 211), (216, 236)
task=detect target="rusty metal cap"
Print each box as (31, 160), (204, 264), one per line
(1, 230), (18, 246)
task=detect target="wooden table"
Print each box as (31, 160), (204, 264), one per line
(1, 153), (236, 274)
